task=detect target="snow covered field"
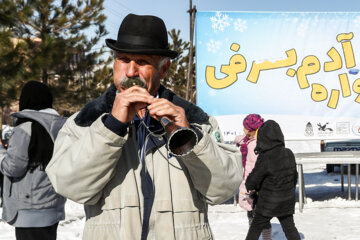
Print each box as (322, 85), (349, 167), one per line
(1, 163), (359, 239)
(211, 163), (360, 240)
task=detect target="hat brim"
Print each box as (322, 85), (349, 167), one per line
(106, 39), (179, 59)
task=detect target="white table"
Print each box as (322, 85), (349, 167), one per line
(295, 151), (360, 212)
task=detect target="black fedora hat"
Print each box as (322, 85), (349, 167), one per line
(106, 14), (178, 59)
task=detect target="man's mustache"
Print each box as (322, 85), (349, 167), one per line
(119, 77), (146, 89)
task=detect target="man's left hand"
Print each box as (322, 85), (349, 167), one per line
(147, 98), (190, 128)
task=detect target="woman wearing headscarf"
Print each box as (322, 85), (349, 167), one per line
(0, 81), (67, 240)
(235, 114), (272, 240)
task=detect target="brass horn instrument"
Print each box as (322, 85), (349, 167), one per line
(121, 77), (198, 156)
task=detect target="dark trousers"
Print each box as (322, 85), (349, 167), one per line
(246, 214), (300, 240)
(247, 210), (271, 229)
(15, 222), (58, 240)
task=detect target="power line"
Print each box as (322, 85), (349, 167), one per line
(103, 2), (128, 31)
(113, 0), (135, 13)
(104, 7), (124, 26)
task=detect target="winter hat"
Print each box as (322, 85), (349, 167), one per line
(243, 114), (264, 132)
(106, 14), (178, 59)
(19, 81), (53, 111)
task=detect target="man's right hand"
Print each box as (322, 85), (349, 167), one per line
(111, 86), (154, 123)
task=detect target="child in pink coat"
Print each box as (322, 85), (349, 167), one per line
(235, 114), (272, 240)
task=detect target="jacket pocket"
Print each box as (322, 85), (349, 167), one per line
(154, 197), (205, 213)
(11, 176), (31, 204)
(100, 165), (140, 210)
(18, 192), (32, 205)
(154, 200), (212, 240)
(85, 205), (122, 225)
(101, 194), (140, 210)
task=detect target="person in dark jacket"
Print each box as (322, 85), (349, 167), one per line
(245, 120), (300, 240)
(0, 81), (67, 240)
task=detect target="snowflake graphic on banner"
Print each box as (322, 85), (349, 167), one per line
(206, 39), (222, 53)
(234, 18), (247, 32)
(297, 22), (309, 37)
(210, 12), (230, 32)
(354, 15), (360, 26)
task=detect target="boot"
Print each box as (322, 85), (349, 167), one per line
(261, 226), (272, 240)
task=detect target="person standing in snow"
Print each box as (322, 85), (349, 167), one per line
(245, 120), (300, 240)
(235, 114), (272, 240)
(0, 81), (66, 240)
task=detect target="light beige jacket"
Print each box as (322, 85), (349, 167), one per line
(46, 111), (242, 240)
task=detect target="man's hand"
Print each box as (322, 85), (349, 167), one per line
(147, 98), (190, 128)
(111, 86), (154, 123)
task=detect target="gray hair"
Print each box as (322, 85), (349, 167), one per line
(158, 57), (170, 70)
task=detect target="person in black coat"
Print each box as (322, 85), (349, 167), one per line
(245, 120), (300, 240)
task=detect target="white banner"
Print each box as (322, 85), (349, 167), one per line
(196, 12), (360, 142)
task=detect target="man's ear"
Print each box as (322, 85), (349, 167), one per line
(159, 59), (171, 79)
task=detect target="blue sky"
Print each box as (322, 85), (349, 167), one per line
(103, 0), (360, 43)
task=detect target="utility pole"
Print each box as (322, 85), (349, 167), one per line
(0, 108), (2, 144)
(186, 0), (196, 101)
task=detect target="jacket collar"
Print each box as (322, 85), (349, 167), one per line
(75, 84), (209, 127)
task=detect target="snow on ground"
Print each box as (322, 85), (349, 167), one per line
(1, 163), (360, 239)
